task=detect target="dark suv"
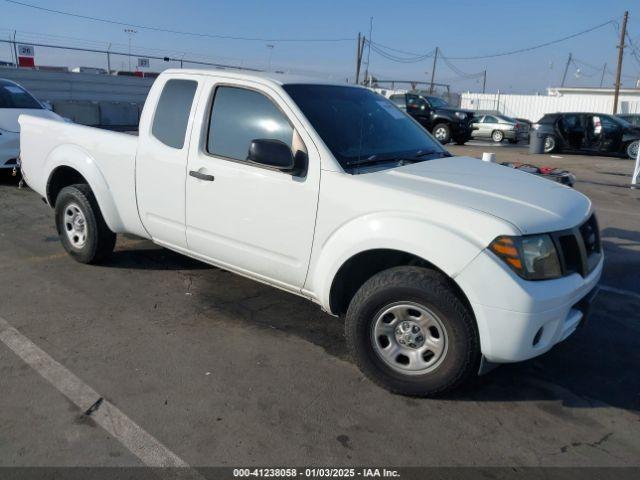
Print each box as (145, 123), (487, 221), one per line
(535, 112), (640, 159)
(389, 93), (474, 145)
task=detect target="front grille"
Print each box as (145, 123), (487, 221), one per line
(551, 214), (601, 277)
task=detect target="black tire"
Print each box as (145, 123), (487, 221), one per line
(625, 140), (639, 159)
(491, 130), (504, 143)
(345, 266), (481, 397)
(55, 184), (116, 264)
(432, 123), (451, 144)
(454, 139), (466, 145)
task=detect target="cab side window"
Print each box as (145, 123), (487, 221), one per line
(484, 116), (498, 123)
(207, 86), (293, 162)
(152, 79), (198, 149)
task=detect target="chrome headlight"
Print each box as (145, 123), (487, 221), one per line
(489, 234), (562, 280)
(455, 111), (467, 119)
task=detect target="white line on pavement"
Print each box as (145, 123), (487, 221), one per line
(0, 315), (203, 477)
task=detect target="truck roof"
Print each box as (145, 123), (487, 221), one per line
(161, 68), (356, 88)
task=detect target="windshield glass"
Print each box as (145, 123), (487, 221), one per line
(283, 84), (448, 173)
(425, 96), (449, 108)
(0, 80), (42, 109)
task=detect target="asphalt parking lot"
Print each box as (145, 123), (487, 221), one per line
(1, 143), (639, 468)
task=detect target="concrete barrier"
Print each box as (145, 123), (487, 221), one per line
(52, 100), (101, 126)
(99, 101), (139, 127)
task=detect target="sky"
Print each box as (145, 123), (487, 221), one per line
(1, 0), (639, 93)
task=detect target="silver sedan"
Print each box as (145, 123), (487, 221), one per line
(471, 114), (529, 144)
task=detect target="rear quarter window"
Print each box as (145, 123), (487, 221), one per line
(151, 79), (198, 149)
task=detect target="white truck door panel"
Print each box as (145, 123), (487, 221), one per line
(136, 77), (200, 248)
(185, 80), (320, 290)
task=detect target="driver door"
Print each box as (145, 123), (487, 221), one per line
(185, 80), (320, 291)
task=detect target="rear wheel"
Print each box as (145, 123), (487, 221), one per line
(432, 123), (451, 144)
(543, 135), (557, 153)
(626, 140), (639, 159)
(345, 267), (480, 397)
(491, 130), (504, 143)
(55, 184), (116, 264)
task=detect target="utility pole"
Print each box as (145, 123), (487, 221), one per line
(482, 70), (487, 93)
(613, 10), (628, 114)
(600, 63), (607, 87)
(561, 53), (572, 87)
(363, 17), (373, 86)
(266, 44), (274, 71)
(106, 43), (111, 74)
(355, 33), (362, 84)
(429, 47), (439, 93)
(12, 30), (18, 68)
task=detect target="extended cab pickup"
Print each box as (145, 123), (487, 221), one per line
(19, 69), (602, 396)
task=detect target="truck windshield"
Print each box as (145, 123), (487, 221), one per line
(425, 96), (449, 108)
(0, 80), (42, 109)
(283, 84), (448, 173)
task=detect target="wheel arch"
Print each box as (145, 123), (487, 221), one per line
(44, 145), (125, 232)
(328, 248), (474, 318)
(306, 212), (494, 317)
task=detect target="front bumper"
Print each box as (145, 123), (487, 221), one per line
(0, 130), (20, 169)
(456, 248), (603, 363)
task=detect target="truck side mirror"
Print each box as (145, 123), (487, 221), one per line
(248, 139), (295, 172)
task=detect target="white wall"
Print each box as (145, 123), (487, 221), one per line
(0, 67), (154, 103)
(461, 92), (640, 122)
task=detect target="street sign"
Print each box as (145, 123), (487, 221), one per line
(17, 44), (34, 57)
(17, 44), (35, 67)
(137, 57), (150, 68)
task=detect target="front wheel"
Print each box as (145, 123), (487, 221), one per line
(626, 140), (639, 159)
(55, 184), (116, 264)
(432, 123), (451, 144)
(345, 267), (481, 397)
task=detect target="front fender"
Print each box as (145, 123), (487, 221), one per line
(307, 212), (489, 313)
(45, 144), (125, 232)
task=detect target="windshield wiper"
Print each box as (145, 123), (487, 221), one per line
(413, 150), (452, 159)
(345, 150), (451, 168)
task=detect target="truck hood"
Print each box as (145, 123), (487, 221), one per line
(0, 109), (62, 132)
(371, 156), (591, 234)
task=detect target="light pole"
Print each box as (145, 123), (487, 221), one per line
(266, 44), (274, 71)
(124, 28), (137, 71)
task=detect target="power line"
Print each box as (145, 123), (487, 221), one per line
(367, 41), (434, 63)
(439, 51), (485, 79)
(3, 0), (354, 43)
(365, 18), (617, 61)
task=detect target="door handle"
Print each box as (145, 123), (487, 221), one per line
(189, 170), (215, 181)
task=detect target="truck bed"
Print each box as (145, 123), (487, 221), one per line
(19, 115), (145, 236)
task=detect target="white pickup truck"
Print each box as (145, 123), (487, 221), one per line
(19, 69), (602, 396)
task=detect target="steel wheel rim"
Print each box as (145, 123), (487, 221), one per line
(63, 202), (88, 249)
(371, 301), (449, 375)
(628, 141), (639, 159)
(492, 131), (503, 142)
(544, 136), (555, 152)
(434, 127), (447, 140)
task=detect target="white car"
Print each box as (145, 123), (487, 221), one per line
(0, 78), (64, 170)
(18, 69), (602, 396)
